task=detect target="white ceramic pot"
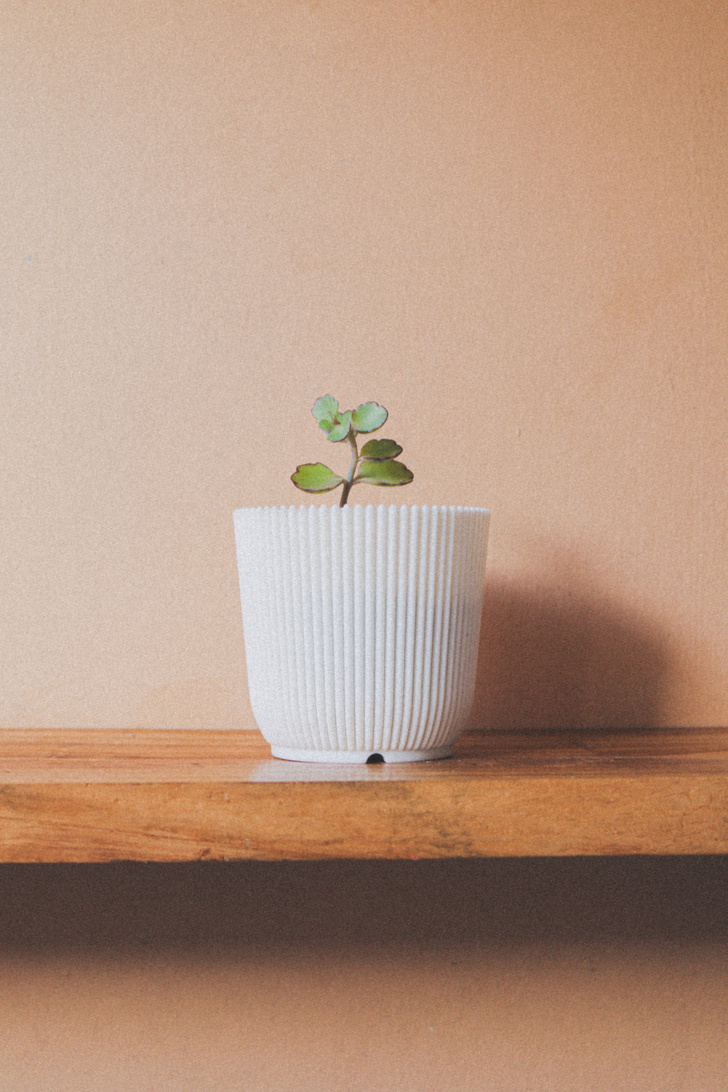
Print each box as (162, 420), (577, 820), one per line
(233, 503), (489, 763)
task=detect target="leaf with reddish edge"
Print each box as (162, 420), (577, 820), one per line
(360, 438), (403, 461)
(291, 463), (344, 493)
(351, 402), (387, 434)
(354, 459), (414, 487)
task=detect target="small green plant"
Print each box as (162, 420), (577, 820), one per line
(291, 395), (413, 507)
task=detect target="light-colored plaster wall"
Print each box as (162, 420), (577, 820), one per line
(1, 2), (727, 1088)
(2, 0), (726, 731)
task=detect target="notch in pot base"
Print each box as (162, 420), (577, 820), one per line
(270, 745), (454, 764)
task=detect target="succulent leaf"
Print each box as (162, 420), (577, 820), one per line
(312, 394), (339, 432)
(351, 401), (388, 434)
(354, 459), (414, 487)
(359, 438), (403, 461)
(291, 462), (344, 493)
(325, 409), (352, 442)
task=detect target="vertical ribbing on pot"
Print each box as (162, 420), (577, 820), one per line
(234, 504), (489, 755)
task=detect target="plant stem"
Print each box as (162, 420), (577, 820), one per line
(339, 433), (359, 506)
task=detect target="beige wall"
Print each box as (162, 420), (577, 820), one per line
(1, 2), (727, 1088)
(2, 0), (726, 731)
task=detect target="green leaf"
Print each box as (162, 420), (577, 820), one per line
(312, 395), (339, 432)
(291, 463), (344, 493)
(326, 408), (352, 442)
(354, 459), (413, 487)
(311, 396), (352, 442)
(360, 438), (403, 461)
(351, 401), (388, 434)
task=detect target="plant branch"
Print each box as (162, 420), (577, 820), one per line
(339, 432), (359, 506)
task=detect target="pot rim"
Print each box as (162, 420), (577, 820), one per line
(234, 501), (490, 516)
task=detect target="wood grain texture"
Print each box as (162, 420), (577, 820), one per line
(0, 728), (726, 862)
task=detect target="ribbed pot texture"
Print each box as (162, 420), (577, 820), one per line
(234, 503), (489, 762)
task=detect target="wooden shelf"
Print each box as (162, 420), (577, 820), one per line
(0, 727), (726, 862)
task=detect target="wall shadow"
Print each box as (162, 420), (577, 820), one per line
(0, 857), (726, 957)
(469, 572), (674, 730)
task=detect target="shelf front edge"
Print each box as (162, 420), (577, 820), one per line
(1, 772), (727, 862)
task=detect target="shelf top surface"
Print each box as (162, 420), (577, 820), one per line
(1, 726), (727, 784)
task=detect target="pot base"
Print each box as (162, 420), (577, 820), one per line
(270, 744), (453, 764)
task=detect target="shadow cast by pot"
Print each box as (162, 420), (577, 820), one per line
(469, 573), (674, 730)
(0, 856), (727, 956)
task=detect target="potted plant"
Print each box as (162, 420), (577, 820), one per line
(234, 397), (489, 763)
